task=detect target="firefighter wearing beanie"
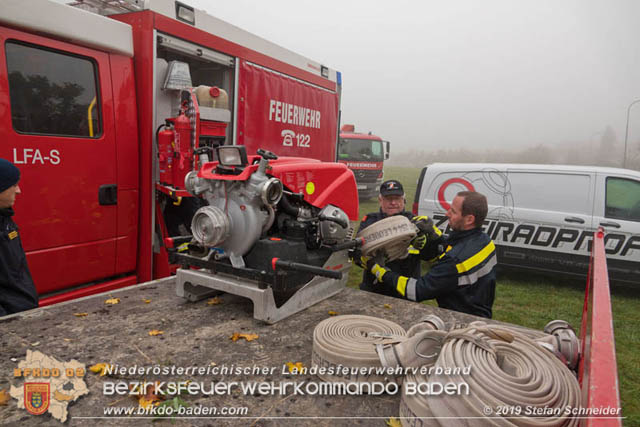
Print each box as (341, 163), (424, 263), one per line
(0, 159), (38, 316)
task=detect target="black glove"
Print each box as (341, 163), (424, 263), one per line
(367, 250), (389, 282)
(366, 250), (387, 271)
(350, 247), (365, 268)
(411, 216), (442, 242)
(411, 234), (428, 250)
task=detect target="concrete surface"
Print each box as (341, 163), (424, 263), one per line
(0, 277), (491, 426)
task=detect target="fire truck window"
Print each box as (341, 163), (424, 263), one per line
(339, 139), (384, 161)
(6, 41), (102, 138)
(605, 177), (640, 222)
(371, 142), (383, 157)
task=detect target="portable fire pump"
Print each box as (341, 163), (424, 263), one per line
(156, 72), (359, 323)
(166, 145), (360, 323)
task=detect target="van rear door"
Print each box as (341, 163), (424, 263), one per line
(0, 28), (117, 295)
(593, 172), (640, 284)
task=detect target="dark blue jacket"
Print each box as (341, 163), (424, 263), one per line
(379, 227), (496, 318)
(357, 210), (421, 298)
(0, 208), (38, 316)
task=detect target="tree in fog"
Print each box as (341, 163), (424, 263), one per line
(515, 144), (552, 164)
(598, 125), (619, 166)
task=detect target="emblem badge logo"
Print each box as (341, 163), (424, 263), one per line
(24, 383), (50, 416)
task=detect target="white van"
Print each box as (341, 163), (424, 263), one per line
(414, 163), (640, 284)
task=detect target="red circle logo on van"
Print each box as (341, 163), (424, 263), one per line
(437, 178), (475, 210)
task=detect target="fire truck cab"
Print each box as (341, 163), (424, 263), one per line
(0, 0), (344, 306)
(338, 124), (390, 200)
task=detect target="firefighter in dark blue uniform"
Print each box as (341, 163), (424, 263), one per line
(356, 180), (435, 298)
(368, 191), (496, 318)
(0, 159), (38, 316)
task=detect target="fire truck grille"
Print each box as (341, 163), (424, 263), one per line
(355, 169), (380, 181)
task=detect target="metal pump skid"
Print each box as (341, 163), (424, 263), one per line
(170, 146), (359, 323)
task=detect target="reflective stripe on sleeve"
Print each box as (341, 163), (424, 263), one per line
(456, 241), (496, 273)
(406, 278), (418, 301)
(438, 245), (452, 260)
(458, 255), (497, 286)
(396, 276), (409, 297)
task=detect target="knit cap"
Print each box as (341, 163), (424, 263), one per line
(0, 159), (20, 193)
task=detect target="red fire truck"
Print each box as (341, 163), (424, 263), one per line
(338, 124), (390, 199)
(0, 0), (354, 306)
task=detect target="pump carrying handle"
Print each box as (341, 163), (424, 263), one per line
(271, 258), (342, 280)
(330, 238), (364, 252)
(257, 149), (278, 160)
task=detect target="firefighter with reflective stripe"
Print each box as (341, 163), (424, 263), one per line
(369, 191), (496, 318)
(0, 159), (38, 316)
(355, 180), (421, 298)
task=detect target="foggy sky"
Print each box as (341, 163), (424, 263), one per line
(191, 0), (640, 155)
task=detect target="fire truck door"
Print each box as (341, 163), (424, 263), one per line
(0, 28), (118, 295)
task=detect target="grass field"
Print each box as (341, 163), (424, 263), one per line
(347, 166), (639, 424)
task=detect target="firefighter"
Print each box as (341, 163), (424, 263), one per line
(355, 180), (439, 298)
(368, 191), (497, 318)
(0, 159), (38, 316)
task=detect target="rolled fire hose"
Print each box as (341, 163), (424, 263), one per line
(312, 315), (406, 385)
(379, 322), (513, 371)
(357, 215), (418, 262)
(400, 324), (582, 427)
(469, 320), (580, 371)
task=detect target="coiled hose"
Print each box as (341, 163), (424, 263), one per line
(400, 324), (581, 426)
(312, 315), (406, 384)
(357, 215), (418, 261)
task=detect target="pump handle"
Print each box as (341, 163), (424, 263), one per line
(257, 149), (278, 160)
(271, 258), (342, 280)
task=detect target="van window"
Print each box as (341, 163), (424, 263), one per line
(507, 172), (591, 215)
(5, 41), (102, 137)
(605, 177), (640, 222)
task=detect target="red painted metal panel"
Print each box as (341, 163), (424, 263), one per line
(109, 54), (139, 191)
(110, 53), (139, 275)
(0, 26), (118, 292)
(152, 13), (336, 92)
(39, 275), (137, 307)
(26, 239), (117, 294)
(115, 190), (138, 274)
(112, 12), (155, 282)
(338, 161), (383, 170)
(237, 60), (338, 162)
(579, 228), (622, 426)
(340, 132), (383, 141)
(269, 160), (358, 220)
(152, 200), (175, 279)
